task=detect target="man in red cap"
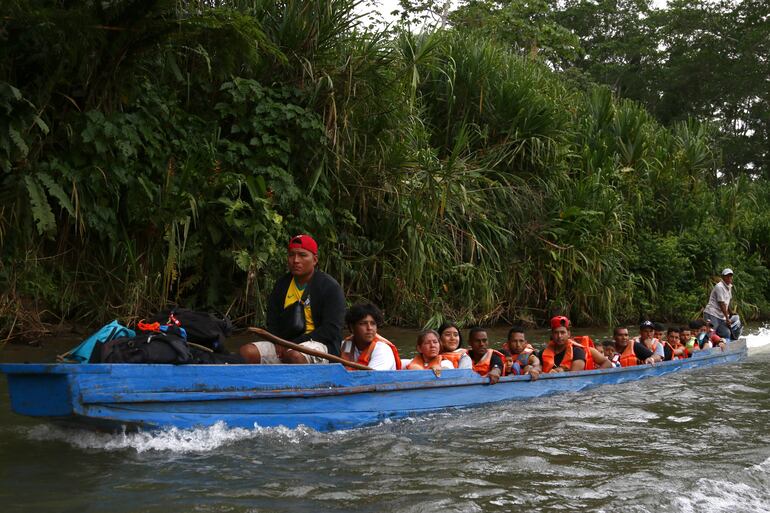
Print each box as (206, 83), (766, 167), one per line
(240, 234), (345, 364)
(539, 316), (611, 373)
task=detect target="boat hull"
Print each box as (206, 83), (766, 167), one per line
(0, 340), (747, 432)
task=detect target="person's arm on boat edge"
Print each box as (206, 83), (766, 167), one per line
(632, 342), (655, 364)
(524, 353), (542, 381)
(486, 352), (504, 384)
(588, 347), (613, 369)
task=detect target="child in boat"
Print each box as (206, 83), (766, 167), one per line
(339, 303), (401, 370)
(501, 326), (541, 379)
(438, 322), (473, 369)
(405, 330), (454, 370)
(601, 339), (621, 367)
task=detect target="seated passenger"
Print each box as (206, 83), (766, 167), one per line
(573, 334), (613, 369)
(664, 327), (687, 360)
(240, 234), (345, 364)
(502, 326), (541, 380)
(692, 320), (713, 349)
(467, 327), (505, 384)
(601, 339), (621, 367)
(339, 303), (401, 370)
(539, 316), (590, 373)
(438, 322), (473, 369)
(680, 326), (700, 356)
(613, 327), (655, 366)
(634, 320), (664, 362)
(405, 330), (454, 370)
(708, 332), (728, 351)
(653, 322), (666, 344)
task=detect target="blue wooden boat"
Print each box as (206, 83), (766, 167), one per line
(0, 340), (747, 432)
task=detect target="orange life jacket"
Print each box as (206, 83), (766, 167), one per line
(440, 348), (467, 369)
(542, 339), (588, 373)
(405, 354), (444, 370)
(618, 341), (638, 367)
(572, 336), (596, 370)
(572, 335), (596, 349)
(341, 335), (401, 370)
(471, 349), (505, 376)
(666, 341), (687, 360)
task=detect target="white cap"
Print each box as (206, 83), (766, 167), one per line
(721, 268), (734, 276)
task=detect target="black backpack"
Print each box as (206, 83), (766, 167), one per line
(95, 331), (194, 364)
(148, 308), (233, 353)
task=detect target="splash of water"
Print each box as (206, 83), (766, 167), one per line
(20, 421), (333, 454)
(745, 325), (770, 351)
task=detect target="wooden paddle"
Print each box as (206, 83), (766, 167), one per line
(248, 327), (372, 370)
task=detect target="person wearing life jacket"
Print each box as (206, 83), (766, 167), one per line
(405, 330), (454, 370)
(612, 327), (656, 367)
(634, 320), (664, 362)
(339, 303), (401, 370)
(663, 327), (687, 360)
(501, 326), (541, 380)
(438, 322), (473, 369)
(572, 334), (613, 369)
(680, 325), (700, 357)
(653, 322), (666, 346)
(690, 319), (713, 349)
(539, 316), (611, 373)
(600, 339), (621, 367)
(467, 327), (505, 384)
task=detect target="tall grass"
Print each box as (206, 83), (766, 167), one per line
(2, 0), (769, 341)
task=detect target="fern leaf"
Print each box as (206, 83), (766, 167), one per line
(8, 127), (28, 156)
(37, 172), (74, 216)
(24, 175), (56, 234)
(33, 116), (49, 135)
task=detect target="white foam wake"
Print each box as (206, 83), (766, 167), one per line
(670, 456), (770, 513)
(745, 326), (770, 352)
(20, 421), (325, 453)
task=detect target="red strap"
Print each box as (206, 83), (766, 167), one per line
(137, 321), (161, 332)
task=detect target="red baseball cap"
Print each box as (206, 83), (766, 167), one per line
(550, 316), (570, 329)
(288, 234), (318, 255)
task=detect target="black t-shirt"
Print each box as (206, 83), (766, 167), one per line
(632, 342), (654, 360)
(663, 343), (673, 361)
(538, 346), (586, 368)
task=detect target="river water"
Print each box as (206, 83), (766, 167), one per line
(2, 328), (770, 513)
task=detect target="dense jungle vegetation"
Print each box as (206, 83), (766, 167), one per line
(1, 0), (769, 341)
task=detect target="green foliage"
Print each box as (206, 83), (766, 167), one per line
(2, 0), (770, 341)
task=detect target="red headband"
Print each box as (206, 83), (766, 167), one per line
(550, 316), (570, 329)
(288, 234), (318, 255)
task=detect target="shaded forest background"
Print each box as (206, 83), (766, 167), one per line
(1, 0), (769, 341)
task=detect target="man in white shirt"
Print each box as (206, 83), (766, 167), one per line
(704, 268), (740, 340)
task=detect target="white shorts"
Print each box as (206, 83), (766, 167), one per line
(249, 340), (329, 364)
